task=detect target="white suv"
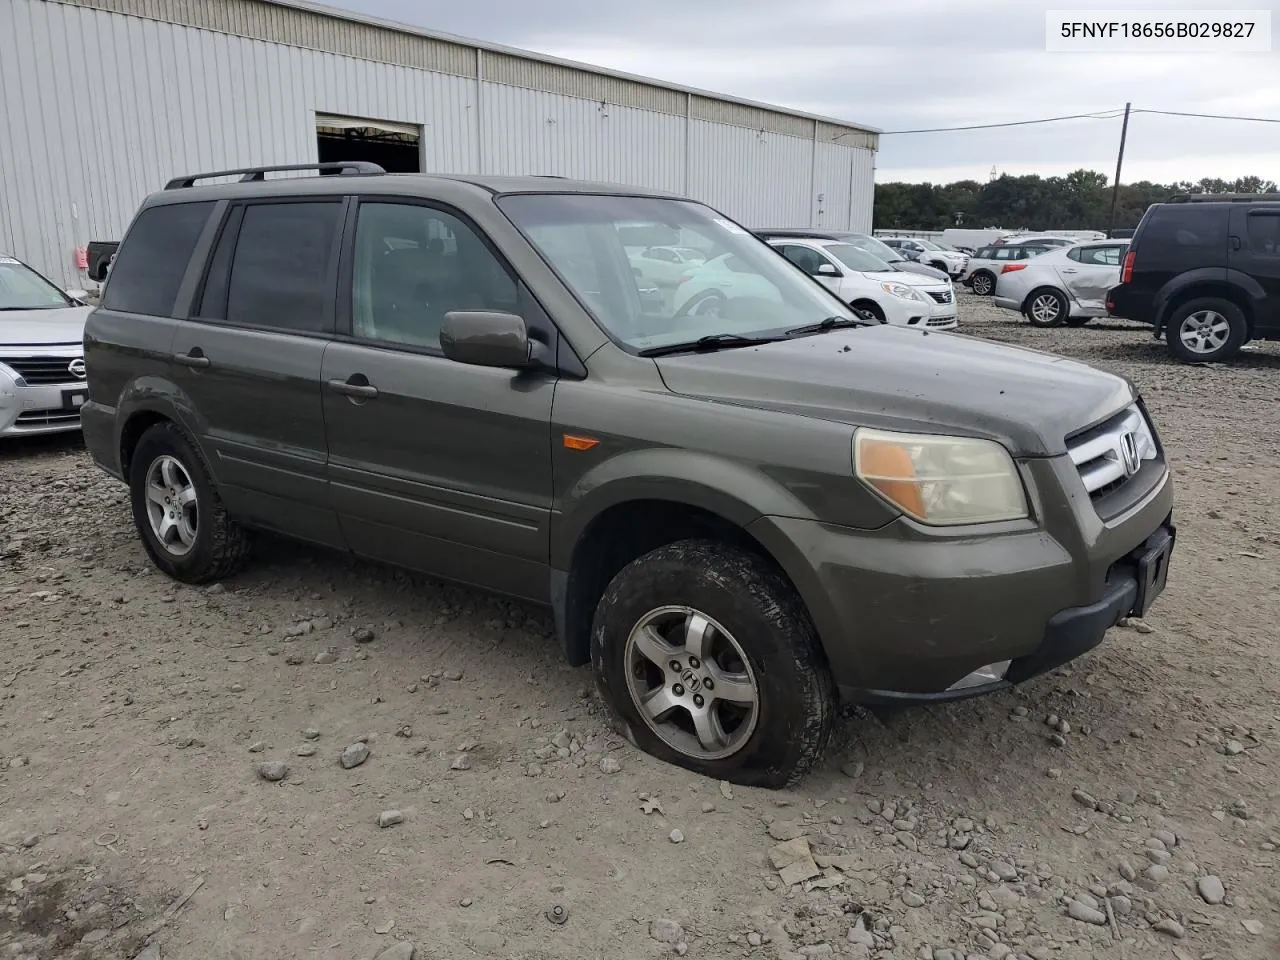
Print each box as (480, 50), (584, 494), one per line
(768, 238), (957, 329)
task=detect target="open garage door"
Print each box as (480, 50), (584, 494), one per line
(316, 113), (422, 173)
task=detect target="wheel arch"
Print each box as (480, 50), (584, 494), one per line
(1155, 272), (1259, 335)
(551, 463), (826, 669)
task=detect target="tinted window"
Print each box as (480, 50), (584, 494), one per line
(993, 248), (1014, 260)
(102, 202), (214, 316)
(778, 244), (826, 274)
(1076, 245), (1123, 266)
(974, 247), (996, 259)
(196, 207), (244, 319)
(225, 202), (343, 333)
(1142, 205), (1229, 265)
(351, 202), (517, 349)
(1245, 212), (1280, 257)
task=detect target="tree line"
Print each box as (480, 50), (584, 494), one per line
(873, 170), (1279, 232)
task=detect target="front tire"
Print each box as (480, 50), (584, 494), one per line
(1166, 298), (1247, 364)
(591, 540), (835, 788)
(1025, 288), (1068, 327)
(970, 271), (995, 296)
(851, 300), (886, 323)
(128, 421), (251, 583)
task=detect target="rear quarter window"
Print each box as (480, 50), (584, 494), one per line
(1139, 205), (1230, 267)
(101, 202), (215, 316)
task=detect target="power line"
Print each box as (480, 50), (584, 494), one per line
(876, 110), (1126, 135)
(1134, 107), (1280, 124)
(873, 106), (1279, 136)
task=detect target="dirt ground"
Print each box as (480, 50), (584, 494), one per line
(2, 295), (1278, 960)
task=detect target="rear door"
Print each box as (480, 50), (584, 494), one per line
(1057, 243), (1125, 311)
(321, 197), (556, 601)
(1232, 206), (1280, 332)
(172, 197), (347, 547)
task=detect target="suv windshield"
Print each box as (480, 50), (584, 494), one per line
(0, 259), (71, 311)
(823, 243), (894, 273)
(913, 239), (942, 251)
(499, 194), (858, 351)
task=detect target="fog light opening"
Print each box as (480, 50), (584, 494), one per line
(946, 659), (1012, 691)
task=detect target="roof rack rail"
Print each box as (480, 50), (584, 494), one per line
(164, 161), (386, 190)
(1167, 192), (1277, 204)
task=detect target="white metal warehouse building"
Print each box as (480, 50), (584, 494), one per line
(0, 0), (879, 289)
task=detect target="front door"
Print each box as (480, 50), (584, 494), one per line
(1232, 207), (1280, 333)
(170, 198), (347, 547)
(775, 244), (842, 294)
(322, 198), (556, 601)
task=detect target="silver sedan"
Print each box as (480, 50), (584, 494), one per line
(993, 241), (1130, 327)
(0, 257), (92, 437)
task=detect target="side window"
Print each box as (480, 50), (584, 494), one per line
(222, 202), (343, 332)
(1080, 245), (1122, 266)
(351, 202), (518, 350)
(1245, 213), (1280, 257)
(993, 248), (1013, 260)
(1144, 206), (1229, 259)
(974, 247), (995, 259)
(101, 201), (214, 316)
(778, 245), (822, 274)
(1066, 247), (1083, 262)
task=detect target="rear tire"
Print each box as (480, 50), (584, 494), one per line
(1025, 288), (1068, 327)
(128, 421), (251, 584)
(591, 539), (835, 788)
(1166, 298), (1247, 364)
(970, 271), (995, 296)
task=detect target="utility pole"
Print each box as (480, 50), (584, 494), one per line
(1107, 102), (1132, 238)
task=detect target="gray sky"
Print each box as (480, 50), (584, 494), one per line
(329, 0), (1277, 185)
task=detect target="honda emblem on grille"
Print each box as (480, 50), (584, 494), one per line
(68, 359), (87, 379)
(1119, 432), (1140, 476)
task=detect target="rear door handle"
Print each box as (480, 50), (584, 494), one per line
(1060, 268), (1079, 274)
(326, 378), (378, 399)
(174, 351), (210, 368)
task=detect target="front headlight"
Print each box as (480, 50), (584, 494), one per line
(880, 282), (926, 302)
(854, 428), (1029, 525)
(0, 361), (25, 386)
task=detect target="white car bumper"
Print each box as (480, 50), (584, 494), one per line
(0, 355), (87, 438)
(881, 287), (958, 330)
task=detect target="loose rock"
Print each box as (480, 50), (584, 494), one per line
(599, 756), (621, 774)
(373, 943), (415, 960)
(1067, 900), (1107, 925)
(340, 742), (371, 769)
(669, 829), (684, 844)
(649, 918), (684, 944)
(1197, 875), (1225, 905)
(256, 761), (288, 782)
(378, 810), (405, 828)
(1152, 918), (1185, 938)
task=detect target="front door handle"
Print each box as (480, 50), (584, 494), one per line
(326, 377), (378, 399)
(174, 351), (210, 368)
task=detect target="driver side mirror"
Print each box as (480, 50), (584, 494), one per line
(441, 310), (544, 370)
(815, 263), (841, 277)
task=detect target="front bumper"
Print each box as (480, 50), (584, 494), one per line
(0, 369), (87, 437)
(883, 293), (958, 330)
(746, 457), (1175, 703)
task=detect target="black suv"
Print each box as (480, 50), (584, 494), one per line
(1107, 194), (1280, 363)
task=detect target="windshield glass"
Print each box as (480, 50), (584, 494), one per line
(824, 243), (894, 273)
(498, 194), (858, 351)
(846, 234), (905, 262)
(914, 239), (942, 251)
(0, 259), (69, 310)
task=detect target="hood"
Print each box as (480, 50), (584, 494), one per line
(654, 326), (1134, 457)
(895, 260), (949, 280)
(859, 270), (946, 288)
(0, 306), (91, 348)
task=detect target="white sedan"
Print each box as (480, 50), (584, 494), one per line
(993, 240), (1130, 327)
(766, 238), (957, 329)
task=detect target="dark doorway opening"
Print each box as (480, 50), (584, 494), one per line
(316, 114), (421, 173)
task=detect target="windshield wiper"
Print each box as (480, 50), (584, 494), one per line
(638, 332), (783, 357)
(785, 316), (863, 336)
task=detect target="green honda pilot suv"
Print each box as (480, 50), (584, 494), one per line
(82, 162), (1176, 786)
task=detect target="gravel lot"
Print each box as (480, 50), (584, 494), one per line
(2, 294), (1278, 960)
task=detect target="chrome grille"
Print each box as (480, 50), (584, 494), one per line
(15, 408), (81, 427)
(3, 356), (85, 385)
(927, 290), (953, 304)
(1067, 404), (1158, 500)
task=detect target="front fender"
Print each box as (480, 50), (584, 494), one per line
(550, 448), (827, 570)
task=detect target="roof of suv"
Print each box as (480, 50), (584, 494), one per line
(151, 164), (685, 206)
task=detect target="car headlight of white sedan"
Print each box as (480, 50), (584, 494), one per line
(880, 282), (928, 302)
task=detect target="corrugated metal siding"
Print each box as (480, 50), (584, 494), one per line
(51, 0), (479, 76)
(687, 122), (813, 228)
(691, 96), (814, 140)
(480, 86), (686, 191)
(3, 0), (876, 285)
(481, 52), (686, 117)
